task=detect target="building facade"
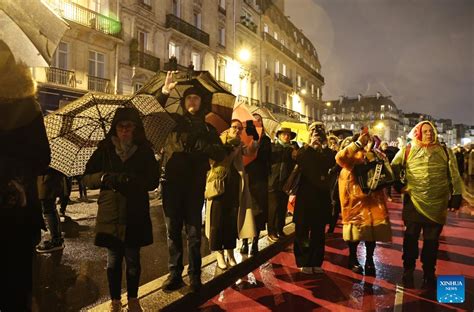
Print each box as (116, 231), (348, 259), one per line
(33, 0), (325, 123)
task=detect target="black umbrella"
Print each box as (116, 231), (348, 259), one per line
(44, 93), (176, 177)
(137, 70), (236, 132)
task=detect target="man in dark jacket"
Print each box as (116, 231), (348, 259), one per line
(0, 40), (51, 311)
(268, 127), (297, 242)
(293, 122), (335, 273)
(159, 72), (226, 292)
(242, 113), (272, 254)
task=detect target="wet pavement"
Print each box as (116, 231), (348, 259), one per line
(32, 191), (211, 312)
(200, 191), (474, 311)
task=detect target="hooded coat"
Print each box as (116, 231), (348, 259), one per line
(336, 142), (392, 242)
(205, 130), (258, 240)
(83, 108), (160, 248)
(391, 121), (462, 224)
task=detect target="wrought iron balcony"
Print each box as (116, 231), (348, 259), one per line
(88, 75), (110, 93)
(218, 81), (232, 92)
(45, 67), (76, 88)
(45, 0), (122, 38)
(296, 58), (325, 83)
(163, 61), (188, 72)
(237, 95), (249, 104)
(240, 16), (257, 33)
(130, 50), (160, 72)
(275, 73), (293, 88)
(166, 14), (209, 45)
(262, 32), (297, 61)
(262, 102), (302, 121)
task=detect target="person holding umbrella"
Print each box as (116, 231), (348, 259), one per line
(158, 72), (226, 292)
(83, 107), (160, 312)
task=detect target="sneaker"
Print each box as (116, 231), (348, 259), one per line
(300, 267), (313, 274)
(162, 275), (185, 292)
(268, 234), (279, 242)
(36, 240), (64, 253)
(127, 298), (142, 312)
(312, 267), (325, 274)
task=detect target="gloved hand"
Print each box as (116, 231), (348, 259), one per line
(245, 120), (259, 141)
(102, 172), (131, 190)
(448, 194), (462, 210)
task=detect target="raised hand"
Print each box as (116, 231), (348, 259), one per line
(162, 71), (178, 94)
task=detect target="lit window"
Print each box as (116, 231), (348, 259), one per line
(88, 50), (105, 78)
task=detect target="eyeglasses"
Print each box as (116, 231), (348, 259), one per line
(231, 125), (243, 131)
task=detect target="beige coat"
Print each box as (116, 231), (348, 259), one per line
(205, 131), (258, 240)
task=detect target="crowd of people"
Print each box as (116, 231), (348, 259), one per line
(1, 45), (472, 312)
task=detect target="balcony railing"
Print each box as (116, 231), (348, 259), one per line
(262, 102), (302, 121)
(296, 58), (325, 83)
(45, 67), (76, 88)
(275, 73), (293, 88)
(130, 50), (160, 72)
(263, 32), (297, 61)
(88, 75), (110, 93)
(240, 16), (257, 33)
(45, 0), (122, 38)
(166, 14), (209, 45)
(218, 81), (232, 92)
(237, 95), (249, 104)
(250, 98), (260, 107)
(163, 61), (188, 72)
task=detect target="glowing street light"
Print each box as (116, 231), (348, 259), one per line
(375, 122), (385, 130)
(326, 102), (332, 107)
(238, 48), (251, 62)
(300, 88), (307, 95)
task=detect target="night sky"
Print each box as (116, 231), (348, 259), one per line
(285, 0), (473, 125)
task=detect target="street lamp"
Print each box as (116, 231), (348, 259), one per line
(300, 88), (307, 95)
(326, 102), (331, 107)
(238, 48), (251, 63)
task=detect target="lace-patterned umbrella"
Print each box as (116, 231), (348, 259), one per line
(44, 93), (176, 177)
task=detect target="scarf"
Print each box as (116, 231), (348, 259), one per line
(111, 136), (137, 162)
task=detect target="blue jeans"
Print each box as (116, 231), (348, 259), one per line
(107, 246), (141, 299)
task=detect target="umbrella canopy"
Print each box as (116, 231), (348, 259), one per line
(330, 129), (354, 139)
(280, 121), (309, 143)
(246, 105), (280, 140)
(232, 103), (263, 166)
(44, 93), (176, 177)
(0, 0), (69, 67)
(137, 70), (236, 133)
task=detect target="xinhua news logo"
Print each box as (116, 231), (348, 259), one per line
(437, 275), (465, 303)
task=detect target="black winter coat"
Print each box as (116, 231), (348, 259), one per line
(83, 140), (160, 248)
(294, 146), (336, 226)
(268, 142), (296, 192)
(246, 134), (272, 185)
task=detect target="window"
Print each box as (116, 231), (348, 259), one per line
(88, 50), (105, 78)
(264, 58), (268, 70)
(361, 106), (364, 111)
(265, 85), (269, 102)
(274, 90), (279, 105)
(274, 60), (279, 74)
(380, 113), (385, 119)
(274, 32), (278, 40)
(134, 82), (144, 92)
(282, 63), (286, 76)
(281, 39), (285, 46)
(138, 30), (148, 52)
(217, 58), (226, 81)
(218, 27), (226, 46)
(297, 74), (301, 87)
(193, 12), (202, 29)
(263, 24), (269, 33)
(380, 105), (385, 111)
(296, 52), (300, 58)
(52, 41), (68, 69)
(191, 52), (201, 70)
(168, 41), (180, 62)
(350, 124), (354, 130)
(172, 0), (180, 17)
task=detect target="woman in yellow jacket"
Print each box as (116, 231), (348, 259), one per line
(336, 131), (392, 275)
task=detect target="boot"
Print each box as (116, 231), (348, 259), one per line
(127, 298), (143, 312)
(364, 241), (376, 276)
(215, 250), (227, 270)
(402, 268), (415, 288)
(250, 237), (259, 255)
(240, 239), (249, 254)
(109, 299), (121, 312)
(348, 241), (363, 274)
(225, 249), (237, 267)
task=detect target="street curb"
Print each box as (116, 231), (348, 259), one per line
(88, 221), (295, 311)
